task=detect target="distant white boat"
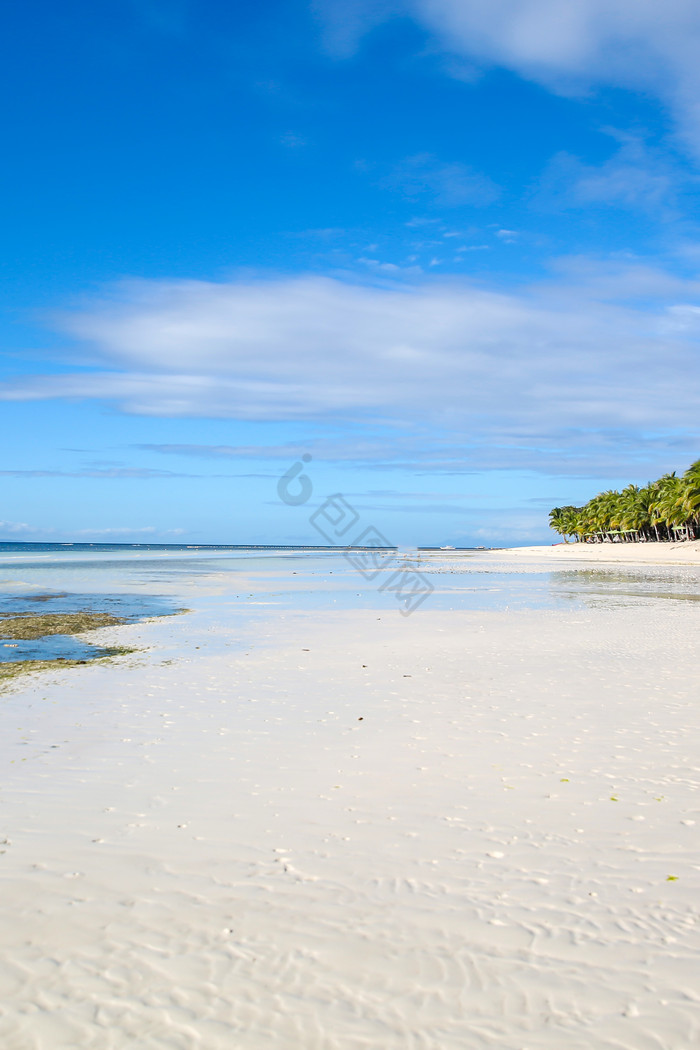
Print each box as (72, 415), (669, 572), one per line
(440, 545), (455, 550)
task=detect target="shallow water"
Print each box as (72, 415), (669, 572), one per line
(0, 546), (698, 638)
(0, 633), (112, 664)
(0, 590), (182, 664)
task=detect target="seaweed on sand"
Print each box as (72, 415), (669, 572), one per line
(0, 612), (124, 640)
(0, 646), (138, 683)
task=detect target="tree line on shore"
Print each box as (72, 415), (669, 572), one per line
(549, 459), (700, 543)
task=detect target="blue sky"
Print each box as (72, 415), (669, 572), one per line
(2, 0), (699, 545)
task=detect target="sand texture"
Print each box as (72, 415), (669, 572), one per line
(495, 539), (700, 565)
(0, 572), (699, 1048)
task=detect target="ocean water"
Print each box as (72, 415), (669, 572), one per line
(1, 543), (699, 665)
(1, 542), (699, 609)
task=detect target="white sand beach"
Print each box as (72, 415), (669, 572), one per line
(494, 540), (700, 566)
(0, 551), (699, 1049)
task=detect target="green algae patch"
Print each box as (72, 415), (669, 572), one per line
(0, 612), (124, 640)
(0, 647), (138, 683)
(0, 659), (75, 682)
(0, 596), (184, 686)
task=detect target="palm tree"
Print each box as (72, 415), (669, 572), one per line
(563, 506), (583, 542)
(549, 460), (699, 543)
(656, 474), (687, 541)
(680, 460), (700, 539)
(548, 507), (567, 540)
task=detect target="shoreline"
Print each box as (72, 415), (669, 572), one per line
(1, 557), (699, 1047)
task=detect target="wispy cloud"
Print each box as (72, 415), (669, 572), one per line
(317, 0), (700, 154)
(2, 264), (698, 476)
(138, 430), (698, 478)
(0, 520), (33, 534)
(0, 468), (194, 479)
(280, 131), (308, 149)
(382, 153), (500, 207)
(71, 526), (176, 536)
(537, 134), (681, 213)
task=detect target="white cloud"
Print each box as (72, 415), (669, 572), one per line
(317, 0), (700, 153)
(1, 265), (698, 475)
